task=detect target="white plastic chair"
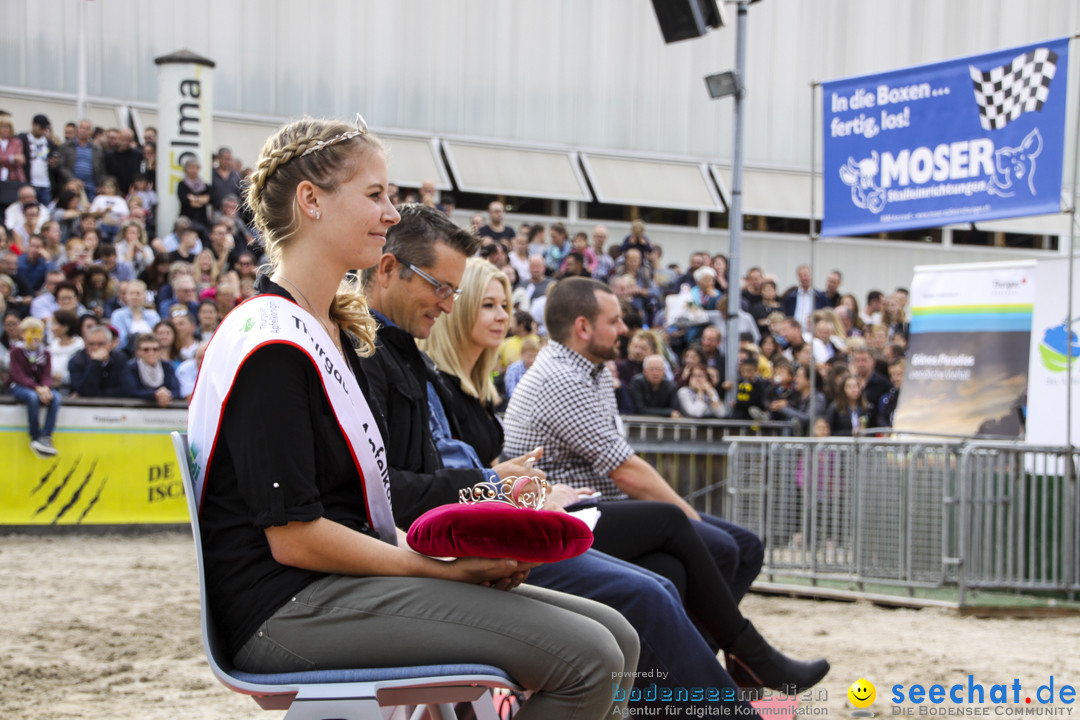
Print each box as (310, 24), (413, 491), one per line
(171, 432), (520, 720)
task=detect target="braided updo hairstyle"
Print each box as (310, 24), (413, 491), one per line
(245, 117), (386, 357)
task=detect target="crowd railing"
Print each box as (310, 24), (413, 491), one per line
(718, 433), (1080, 605)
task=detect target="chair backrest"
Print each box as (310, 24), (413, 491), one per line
(171, 431), (243, 682)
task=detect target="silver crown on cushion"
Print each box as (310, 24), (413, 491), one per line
(459, 476), (549, 510)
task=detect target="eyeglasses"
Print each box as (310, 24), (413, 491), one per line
(139, 346), (161, 352)
(401, 260), (461, 301)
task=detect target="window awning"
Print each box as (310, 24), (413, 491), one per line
(946, 212), (1072, 237)
(711, 165), (821, 218)
(581, 154), (724, 211)
(441, 141), (592, 201)
(380, 135), (453, 190)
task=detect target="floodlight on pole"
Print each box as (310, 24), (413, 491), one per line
(704, 71), (741, 100)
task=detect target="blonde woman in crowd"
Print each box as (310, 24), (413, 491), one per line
(115, 220), (155, 275)
(193, 248), (220, 293)
(110, 279), (160, 351)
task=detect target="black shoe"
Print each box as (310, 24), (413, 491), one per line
(725, 652), (763, 700)
(725, 621), (830, 695)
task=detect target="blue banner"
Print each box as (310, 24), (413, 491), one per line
(822, 38), (1069, 237)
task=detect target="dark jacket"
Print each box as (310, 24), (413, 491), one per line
(877, 387), (900, 429)
(825, 400), (870, 436)
(105, 147), (143, 195)
(773, 389), (828, 435)
(438, 369), (504, 468)
(731, 377), (770, 420)
(122, 358), (181, 401)
(357, 319), (485, 528)
(68, 349), (130, 398)
(860, 371), (893, 426)
(628, 375), (682, 417)
(781, 287), (829, 318)
(57, 139), (106, 189)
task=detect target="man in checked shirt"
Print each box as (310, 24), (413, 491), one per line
(503, 276), (764, 604)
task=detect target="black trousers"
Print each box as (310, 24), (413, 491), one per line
(591, 500), (754, 648)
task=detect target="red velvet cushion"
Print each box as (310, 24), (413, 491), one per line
(406, 503), (593, 563)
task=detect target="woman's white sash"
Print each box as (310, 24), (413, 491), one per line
(186, 294), (396, 544)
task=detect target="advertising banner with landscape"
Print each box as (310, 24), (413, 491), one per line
(894, 261), (1034, 436)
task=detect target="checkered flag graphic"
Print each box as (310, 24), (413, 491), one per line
(970, 47), (1059, 131)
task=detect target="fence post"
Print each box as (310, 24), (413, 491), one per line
(956, 445), (971, 606)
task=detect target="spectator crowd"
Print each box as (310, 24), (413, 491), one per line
(1, 109), (909, 457)
(0, 110), (254, 456)
(467, 201), (911, 442)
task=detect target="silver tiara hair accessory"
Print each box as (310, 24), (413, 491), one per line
(300, 113), (369, 158)
(459, 476), (549, 510)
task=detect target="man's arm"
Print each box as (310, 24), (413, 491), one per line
(609, 454), (700, 521)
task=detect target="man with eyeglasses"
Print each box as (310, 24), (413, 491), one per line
(122, 333), (180, 407)
(358, 205), (768, 716)
(361, 203), (542, 522)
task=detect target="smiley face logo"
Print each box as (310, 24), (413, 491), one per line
(848, 678), (876, 709)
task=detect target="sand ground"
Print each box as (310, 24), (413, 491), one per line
(2, 532), (1078, 719)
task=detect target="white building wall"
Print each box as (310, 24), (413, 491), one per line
(4, 0), (1078, 166)
(2, 0), (1078, 302)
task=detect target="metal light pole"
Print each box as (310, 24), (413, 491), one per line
(724, 0), (749, 404)
(76, 0), (88, 120)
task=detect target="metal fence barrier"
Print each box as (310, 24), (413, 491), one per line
(621, 420), (1080, 604)
(622, 415), (795, 517)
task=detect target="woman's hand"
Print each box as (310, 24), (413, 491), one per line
(448, 557), (538, 590)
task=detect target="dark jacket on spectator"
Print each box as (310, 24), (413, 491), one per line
(877, 387), (900, 429)
(773, 389), (828, 435)
(628, 374), (682, 417)
(616, 357), (644, 391)
(57, 139), (106, 190)
(731, 377), (770, 420)
(825, 400), (870, 436)
(438, 369), (504, 469)
(780, 288), (829, 318)
(357, 314), (485, 528)
(860, 371), (893, 426)
(106, 146), (143, 196)
(68, 349), (130, 398)
(122, 358), (180, 401)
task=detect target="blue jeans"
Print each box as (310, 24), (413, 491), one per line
(10, 385), (62, 440)
(528, 549), (759, 717)
(34, 185), (51, 206)
(691, 514), (765, 603)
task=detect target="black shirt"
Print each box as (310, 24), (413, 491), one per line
(478, 225), (516, 243)
(438, 369), (504, 467)
(198, 284), (380, 658)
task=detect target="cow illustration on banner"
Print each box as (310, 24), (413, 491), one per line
(822, 38), (1069, 237)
